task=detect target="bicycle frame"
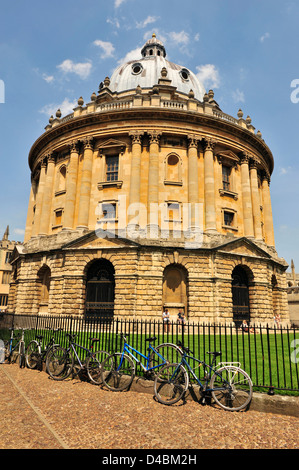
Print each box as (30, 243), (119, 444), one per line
(121, 341), (167, 372)
(7, 329), (25, 358)
(68, 340), (95, 369)
(179, 354), (232, 392)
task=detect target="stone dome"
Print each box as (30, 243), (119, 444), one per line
(109, 34), (206, 101)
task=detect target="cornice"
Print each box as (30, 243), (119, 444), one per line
(28, 107), (274, 174)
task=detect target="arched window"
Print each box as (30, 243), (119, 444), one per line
(85, 259), (115, 320)
(164, 153), (182, 185)
(56, 165), (66, 194)
(37, 265), (51, 313)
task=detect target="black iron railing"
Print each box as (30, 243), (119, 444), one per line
(0, 312), (298, 394)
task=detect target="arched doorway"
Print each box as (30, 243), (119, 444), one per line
(85, 259), (115, 320)
(162, 264), (188, 319)
(232, 265), (250, 327)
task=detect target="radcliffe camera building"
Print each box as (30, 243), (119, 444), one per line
(8, 35), (290, 325)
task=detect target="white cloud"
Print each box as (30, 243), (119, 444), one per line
(232, 88), (245, 103)
(14, 228), (25, 235)
(115, 0), (126, 8)
(136, 16), (159, 29)
(194, 33), (200, 42)
(195, 64), (220, 89)
(260, 32), (270, 42)
(117, 47), (142, 64)
(107, 17), (120, 29)
(42, 73), (54, 83)
(93, 40), (115, 59)
(168, 30), (190, 46)
(39, 97), (77, 117)
(279, 166), (292, 175)
(57, 59), (92, 79)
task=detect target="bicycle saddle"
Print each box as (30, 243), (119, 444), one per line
(207, 351), (222, 357)
(36, 335), (43, 341)
(145, 336), (157, 342)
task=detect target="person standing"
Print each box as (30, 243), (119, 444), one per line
(162, 308), (170, 332)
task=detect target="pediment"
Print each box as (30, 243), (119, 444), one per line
(216, 149), (239, 164)
(61, 230), (140, 250)
(98, 138), (127, 151)
(214, 237), (272, 259)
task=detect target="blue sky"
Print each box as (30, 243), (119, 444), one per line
(0, 0), (299, 271)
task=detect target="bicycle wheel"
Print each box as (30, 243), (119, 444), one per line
(149, 343), (183, 375)
(210, 366), (253, 412)
(46, 346), (74, 381)
(101, 353), (135, 391)
(86, 350), (111, 385)
(26, 340), (41, 369)
(19, 342), (25, 368)
(154, 363), (188, 405)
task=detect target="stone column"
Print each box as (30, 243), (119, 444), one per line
(77, 137), (94, 229)
(240, 152), (254, 238)
(249, 158), (263, 240)
(147, 131), (161, 230)
(187, 135), (200, 229)
(24, 177), (38, 242)
(262, 173), (275, 246)
(39, 153), (56, 236)
(128, 131), (143, 225)
(31, 159), (47, 237)
(203, 138), (217, 232)
(63, 140), (79, 230)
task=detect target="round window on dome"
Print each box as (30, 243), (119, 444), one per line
(180, 68), (190, 81)
(132, 63), (143, 75)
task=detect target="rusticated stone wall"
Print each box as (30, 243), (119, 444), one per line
(7, 236), (290, 326)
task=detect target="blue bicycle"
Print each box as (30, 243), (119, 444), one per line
(101, 333), (183, 391)
(154, 341), (253, 411)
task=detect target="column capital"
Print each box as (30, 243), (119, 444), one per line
(249, 157), (259, 170)
(81, 136), (94, 150)
(187, 134), (202, 149)
(203, 137), (217, 151)
(261, 171), (271, 185)
(129, 131), (144, 145)
(239, 151), (250, 165)
(148, 131), (161, 145)
(46, 152), (56, 164)
(68, 140), (80, 153)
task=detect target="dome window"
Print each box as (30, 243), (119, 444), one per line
(180, 68), (190, 81)
(132, 63), (143, 75)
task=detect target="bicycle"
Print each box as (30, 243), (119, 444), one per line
(4, 328), (29, 368)
(45, 333), (110, 385)
(26, 328), (63, 370)
(101, 333), (183, 392)
(154, 341), (253, 412)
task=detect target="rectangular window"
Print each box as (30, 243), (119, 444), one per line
(55, 210), (63, 226)
(224, 211), (234, 227)
(2, 271), (11, 284)
(106, 155), (119, 182)
(5, 252), (12, 264)
(222, 165), (231, 191)
(0, 295), (8, 306)
(102, 202), (116, 219)
(167, 202), (180, 221)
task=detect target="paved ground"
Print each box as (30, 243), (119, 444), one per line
(0, 362), (298, 450)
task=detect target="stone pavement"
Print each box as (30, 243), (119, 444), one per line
(0, 363), (298, 450)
